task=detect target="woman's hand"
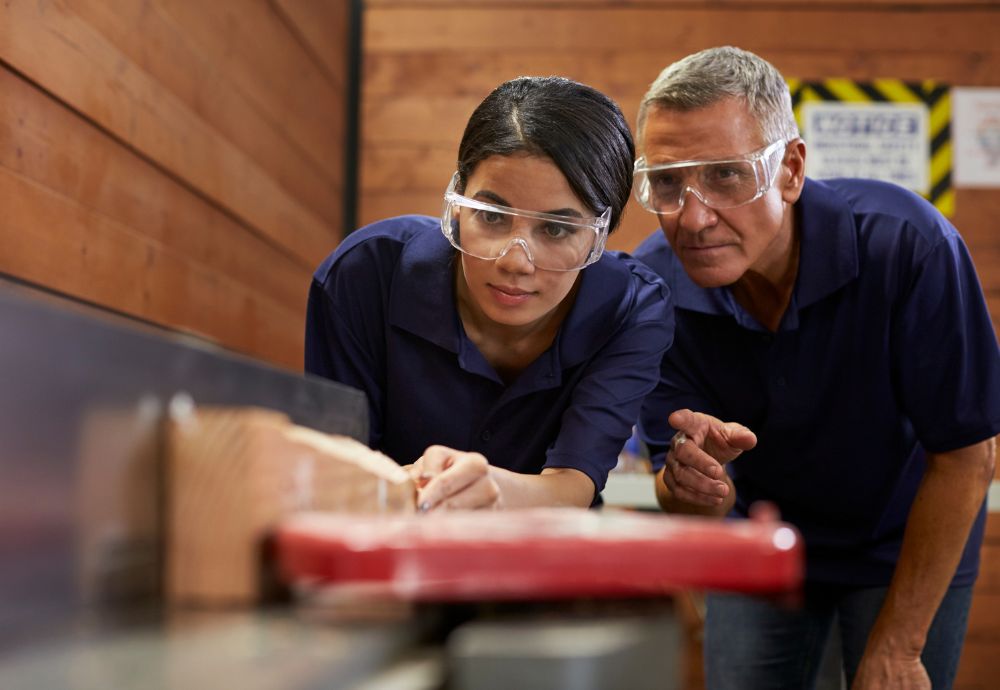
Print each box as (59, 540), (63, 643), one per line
(410, 445), (502, 511)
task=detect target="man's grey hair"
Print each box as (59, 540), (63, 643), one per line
(636, 46), (800, 149)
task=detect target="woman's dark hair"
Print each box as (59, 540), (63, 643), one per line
(456, 76), (635, 234)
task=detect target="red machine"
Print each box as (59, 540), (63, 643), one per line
(276, 508), (803, 601)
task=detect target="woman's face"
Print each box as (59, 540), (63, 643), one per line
(455, 153), (593, 331)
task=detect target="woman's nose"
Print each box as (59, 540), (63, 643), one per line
(494, 237), (535, 272)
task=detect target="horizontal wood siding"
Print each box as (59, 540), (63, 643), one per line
(0, 0), (352, 369)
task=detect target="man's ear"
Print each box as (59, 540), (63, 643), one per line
(779, 138), (807, 204)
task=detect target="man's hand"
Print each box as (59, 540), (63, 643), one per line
(851, 648), (930, 690)
(659, 409), (756, 512)
(410, 445), (502, 511)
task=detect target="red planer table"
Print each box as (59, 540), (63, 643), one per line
(277, 508), (804, 690)
(276, 507), (803, 601)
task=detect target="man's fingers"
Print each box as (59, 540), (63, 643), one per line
(667, 408), (698, 432)
(663, 466), (726, 506)
(720, 422), (757, 451)
(674, 441), (725, 480)
(664, 450), (729, 501)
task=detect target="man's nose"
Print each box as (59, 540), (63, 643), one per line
(677, 186), (718, 231)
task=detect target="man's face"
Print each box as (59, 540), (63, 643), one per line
(640, 98), (804, 288)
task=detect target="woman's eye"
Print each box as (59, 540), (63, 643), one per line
(481, 210), (504, 224)
(543, 223), (576, 240)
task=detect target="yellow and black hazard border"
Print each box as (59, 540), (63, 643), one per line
(788, 79), (952, 216)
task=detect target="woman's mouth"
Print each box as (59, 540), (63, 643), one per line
(488, 284), (535, 306)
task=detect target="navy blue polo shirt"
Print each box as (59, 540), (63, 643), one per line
(635, 178), (1000, 586)
(306, 215), (673, 493)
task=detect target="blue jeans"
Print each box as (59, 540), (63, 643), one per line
(703, 584), (973, 690)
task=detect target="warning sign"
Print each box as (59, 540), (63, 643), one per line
(789, 79), (952, 215)
(802, 102), (929, 193)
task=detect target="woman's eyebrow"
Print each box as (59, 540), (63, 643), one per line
(472, 189), (584, 218)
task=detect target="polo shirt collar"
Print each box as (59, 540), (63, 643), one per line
(558, 254), (631, 367)
(388, 226), (461, 353)
(673, 177), (859, 325)
(795, 178), (859, 308)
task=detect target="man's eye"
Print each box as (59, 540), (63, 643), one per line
(709, 166), (748, 183)
(650, 173), (681, 190)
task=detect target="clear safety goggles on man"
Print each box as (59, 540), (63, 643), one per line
(441, 172), (611, 272)
(633, 139), (787, 215)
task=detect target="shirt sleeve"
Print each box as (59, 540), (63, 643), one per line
(892, 230), (1000, 453)
(543, 273), (674, 493)
(305, 242), (390, 449)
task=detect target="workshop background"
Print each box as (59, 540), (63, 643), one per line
(1, 1), (999, 688)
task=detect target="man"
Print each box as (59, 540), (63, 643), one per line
(633, 46), (1000, 689)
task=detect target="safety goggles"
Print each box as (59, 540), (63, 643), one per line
(441, 172), (611, 272)
(633, 139), (787, 215)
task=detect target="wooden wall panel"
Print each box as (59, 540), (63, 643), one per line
(359, 2), (1000, 687)
(273, 0), (351, 88)
(0, 0), (352, 369)
(958, 515), (1000, 689)
(69, 0), (343, 227)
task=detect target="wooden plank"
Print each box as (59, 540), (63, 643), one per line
(954, 191), (1000, 247)
(0, 0), (335, 268)
(0, 165), (305, 369)
(363, 49), (1000, 97)
(364, 8), (1000, 53)
(361, 93), (639, 146)
(362, 95), (487, 145)
(985, 513), (1000, 543)
(360, 144), (456, 193)
(272, 0), (351, 88)
(0, 65), (312, 316)
(167, 408), (414, 606)
(967, 590), (1000, 639)
(358, 191), (441, 231)
(68, 0), (343, 227)
(955, 638), (1000, 689)
(154, 0), (346, 177)
(974, 544), (1000, 592)
(611, 203), (660, 253)
(368, 0), (997, 6)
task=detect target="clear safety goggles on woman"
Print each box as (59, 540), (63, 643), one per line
(633, 139), (787, 215)
(441, 172), (611, 272)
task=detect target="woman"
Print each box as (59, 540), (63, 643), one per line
(306, 77), (673, 511)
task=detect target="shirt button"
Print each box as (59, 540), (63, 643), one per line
(481, 430), (492, 442)
(776, 376), (787, 387)
(760, 334), (773, 344)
